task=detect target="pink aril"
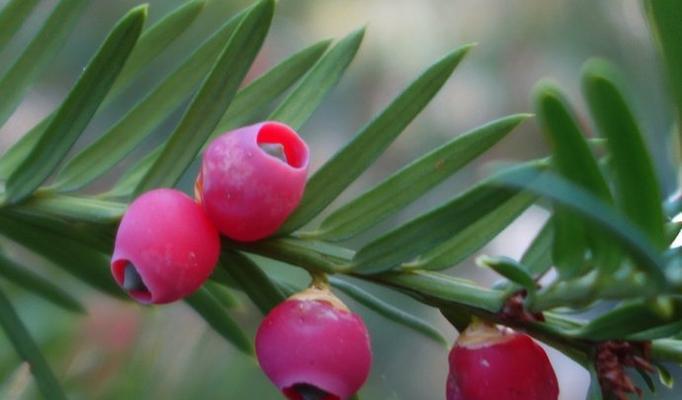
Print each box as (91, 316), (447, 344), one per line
(256, 287), (372, 400)
(111, 189), (220, 304)
(199, 121), (309, 242)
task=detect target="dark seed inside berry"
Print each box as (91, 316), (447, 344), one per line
(122, 263), (147, 292)
(290, 383), (333, 400)
(259, 143), (287, 163)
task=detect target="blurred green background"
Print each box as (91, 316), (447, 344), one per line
(0, 0), (679, 399)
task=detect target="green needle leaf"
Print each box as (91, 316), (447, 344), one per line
(52, 5), (249, 192)
(666, 191), (681, 218)
(312, 114), (529, 241)
(102, 148), (161, 199)
(378, 270), (505, 312)
(5, 5), (148, 204)
(573, 300), (680, 340)
(0, 287), (67, 400)
(281, 44), (475, 233)
(352, 161), (540, 274)
(638, 368), (657, 394)
(652, 339), (682, 364)
(0, 215), (122, 297)
(134, 0), (275, 194)
(220, 250), (285, 315)
(14, 195), (126, 225)
(520, 220), (554, 278)
(582, 59), (667, 249)
(185, 287), (253, 355)
(108, 0), (207, 99)
(477, 256), (536, 297)
(655, 363), (674, 388)
(0, 252), (85, 314)
(626, 319), (682, 341)
(644, 0), (682, 146)
(535, 81), (618, 276)
(234, 237), (349, 274)
(0, 0), (41, 53)
(0, 118), (47, 180)
(268, 28), (365, 130)
(210, 38), (333, 139)
(587, 364), (604, 400)
(666, 221), (682, 245)
(495, 219), (554, 294)
(97, 38), (330, 197)
(0, 0), (89, 129)
(203, 281), (240, 309)
(1, 0), (209, 183)
(551, 205), (588, 277)
(329, 277), (448, 347)
(496, 168), (667, 286)
(405, 192), (536, 271)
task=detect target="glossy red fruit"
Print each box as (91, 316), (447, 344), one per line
(255, 287), (372, 400)
(447, 321), (559, 400)
(111, 189), (220, 304)
(199, 121), (309, 242)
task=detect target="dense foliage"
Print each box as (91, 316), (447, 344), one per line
(0, 0), (680, 399)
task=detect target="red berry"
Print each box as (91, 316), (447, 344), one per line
(447, 321), (559, 400)
(199, 121), (309, 242)
(111, 189), (220, 304)
(255, 287), (372, 400)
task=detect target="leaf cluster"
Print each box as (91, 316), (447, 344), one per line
(0, 0), (680, 399)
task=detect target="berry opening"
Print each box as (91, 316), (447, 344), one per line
(122, 264), (146, 291)
(283, 383), (339, 400)
(259, 143), (287, 162)
(112, 259), (152, 303)
(256, 122), (309, 169)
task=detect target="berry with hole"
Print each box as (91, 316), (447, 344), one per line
(255, 287), (372, 400)
(111, 189), (220, 304)
(199, 121), (309, 241)
(447, 320), (559, 400)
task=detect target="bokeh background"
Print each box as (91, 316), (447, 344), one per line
(0, 0), (679, 399)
